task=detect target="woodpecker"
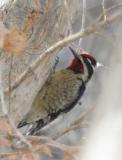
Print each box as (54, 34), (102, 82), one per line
(17, 47), (98, 135)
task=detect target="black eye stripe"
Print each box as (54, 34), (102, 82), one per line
(87, 58), (95, 69)
(87, 58), (92, 65)
(83, 57), (94, 81)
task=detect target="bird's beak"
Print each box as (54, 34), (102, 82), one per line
(69, 47), (82, 62)
(96, 62), (104, 68)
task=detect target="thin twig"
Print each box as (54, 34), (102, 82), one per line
(4, 11), (122, 93)
(102, 0), (107, 21)
(8, 55), (13, 114)
(78, 0), (86, 49)
(64, 0), (73, 35)
(20, 58), (38, 81)
(97, 2), (122, 22)
(52, 105), (96, 140)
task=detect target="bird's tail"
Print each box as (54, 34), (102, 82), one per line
(17, 120), (28, 128)
(25, 117), (51, 135)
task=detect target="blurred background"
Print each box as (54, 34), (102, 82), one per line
(0, 0), (122, 160)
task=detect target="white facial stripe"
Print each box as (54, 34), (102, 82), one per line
(87, 59), (92, 65)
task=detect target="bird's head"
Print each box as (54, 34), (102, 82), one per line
(68, 47), (97, 74)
